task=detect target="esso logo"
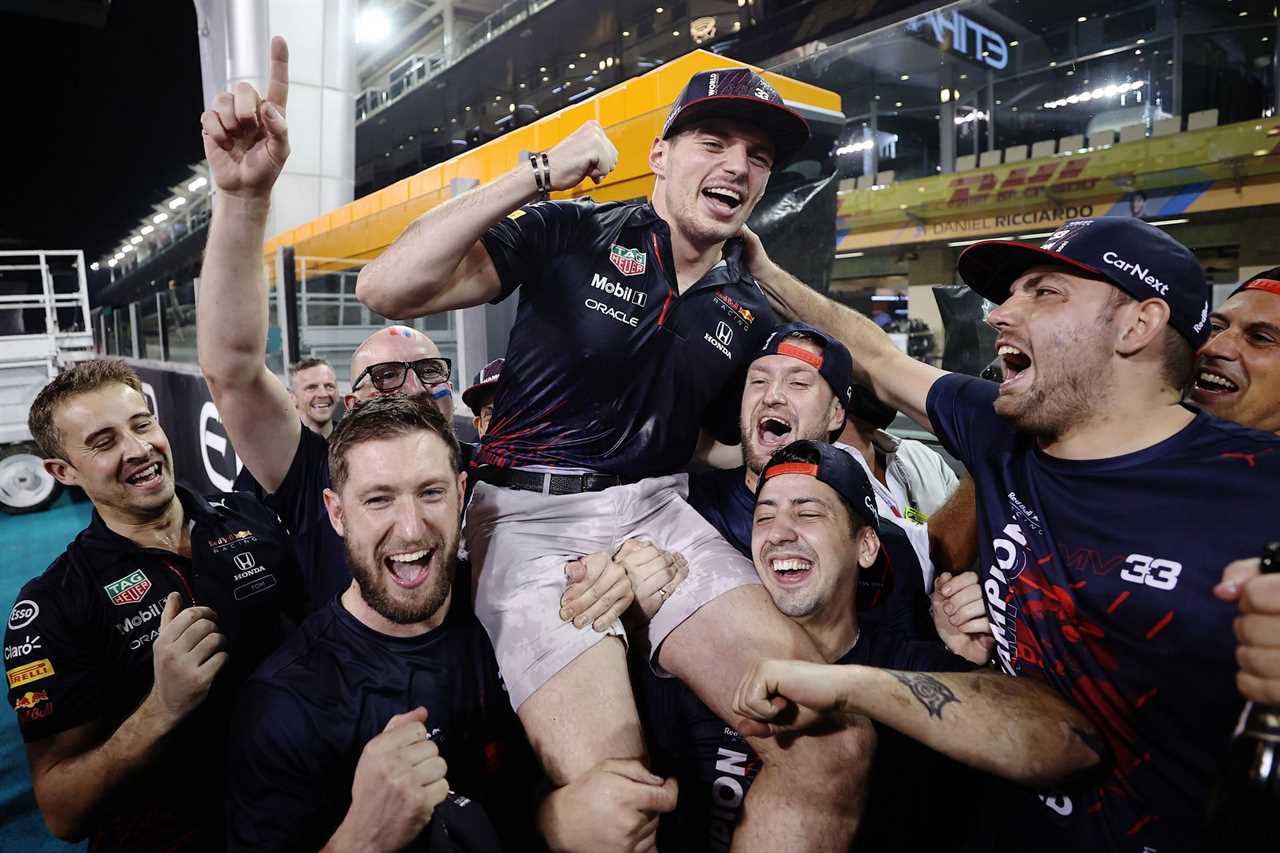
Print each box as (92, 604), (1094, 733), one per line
(8, 599), (39, 630)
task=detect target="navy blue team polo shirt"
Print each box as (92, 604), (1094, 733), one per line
(478, 199), (777, 477)
(926, 372), (1280, 853)
(4, 486), (305, 851)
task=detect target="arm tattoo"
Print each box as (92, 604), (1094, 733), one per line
(890, 671), (961, 720)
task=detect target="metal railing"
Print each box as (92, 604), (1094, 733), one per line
(0, 250), (95, 444)
(93, 253), (463, 392)
(356, 0), (560, 125)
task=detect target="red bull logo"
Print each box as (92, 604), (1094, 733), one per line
(714, 291), (755, 326)
(13, 689), (47, 710)
(14, 690), (52, 722)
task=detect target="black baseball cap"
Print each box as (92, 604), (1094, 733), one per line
(662, 68), (811, 166)
(754, 322), (855, 426)
(957, 217), (1212, 347)
(756, 440), (879, 533)
(1232, 267), (1280, 299)
(461, 357), (503, 411)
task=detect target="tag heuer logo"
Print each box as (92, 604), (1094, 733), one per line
(609, 244), (647, 277)
(104, 570), (152, 606)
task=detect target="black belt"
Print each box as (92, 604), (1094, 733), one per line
(473, 466), (628, 495)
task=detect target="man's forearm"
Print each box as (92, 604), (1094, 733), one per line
(832, 666), (1103, 786)
(928, 476), (979, 576)
(356, 164), (538, 318)
(752, 262), (904, 387)
(33, 692), (179, 839)
(197, 194), (273, 384)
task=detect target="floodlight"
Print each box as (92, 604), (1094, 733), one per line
(356, 8), (391, 44)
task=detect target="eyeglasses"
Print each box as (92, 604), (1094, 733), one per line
(352, 357), (452, 392)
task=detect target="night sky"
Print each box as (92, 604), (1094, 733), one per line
(0, 0), (204, 262)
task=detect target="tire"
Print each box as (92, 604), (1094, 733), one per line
(0, 443), (62, 515)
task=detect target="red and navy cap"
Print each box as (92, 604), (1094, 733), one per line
(1232, 267), (1280, 298)
(754, 322), (855, 423)
(757, 440), (879, 532)
(662, 68), (810, 166)
(461, 357), (503, 411)
(957, 217), (1212, 347)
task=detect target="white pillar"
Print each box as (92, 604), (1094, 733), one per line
(441, 0), (455, 64)
(199, 0), (356, 236)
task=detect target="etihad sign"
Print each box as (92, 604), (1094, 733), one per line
(908, 9), (1009, 70)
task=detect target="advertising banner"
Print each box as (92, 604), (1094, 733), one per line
(836, 118), (1280, 251)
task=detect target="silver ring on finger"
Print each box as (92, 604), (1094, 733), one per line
(655, 587), (669, 601)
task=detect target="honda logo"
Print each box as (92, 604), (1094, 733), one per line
(716, 321), (733, 345)
(233, 552), (256, 571)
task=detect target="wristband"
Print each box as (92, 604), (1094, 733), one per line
(540, 151), (551, 197)
(528, 151), (549, 200)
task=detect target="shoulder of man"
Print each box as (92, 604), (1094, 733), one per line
(13, 534), (115, 634)
(1174, 410), (1280, 472)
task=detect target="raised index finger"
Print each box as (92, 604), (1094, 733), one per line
(266, 35), (289, 111)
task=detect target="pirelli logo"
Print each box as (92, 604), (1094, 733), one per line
(6, 658), (54, 689)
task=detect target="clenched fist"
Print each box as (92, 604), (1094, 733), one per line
(1216, 555), (1280, 705)
(930, 571), (995, 665)
(544, 120), (619, 190)
(200, 35), (291, 200)
(148, 592), (227, 728)
(326, 707), (450, 853)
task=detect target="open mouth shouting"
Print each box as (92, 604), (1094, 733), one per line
(384, 547), (436, 589)
(997, 341), (1033, 392)
(700, 184), (744, 219)
(755, 413), (794, 451)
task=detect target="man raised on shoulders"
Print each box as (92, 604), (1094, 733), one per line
(195, 37), (630, 633)
(357, 67), (872, 850)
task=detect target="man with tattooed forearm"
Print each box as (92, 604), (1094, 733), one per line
(638, 440), (1103, 852)
(734, 655), (1104, 788)
(730, 444), (1104, 786)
